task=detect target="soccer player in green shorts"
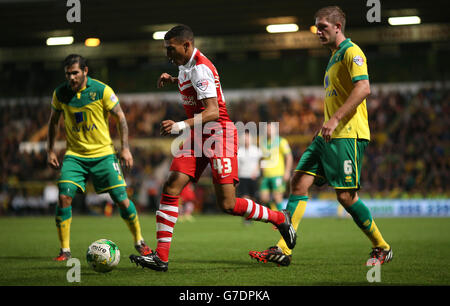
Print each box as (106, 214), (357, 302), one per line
(249, 6), (393, 267)
(46, 54), (151, 261)
(259, 122), (293, 211)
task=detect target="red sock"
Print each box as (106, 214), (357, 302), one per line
(233, 198), (284, 225)
(155, 193), (179, 262)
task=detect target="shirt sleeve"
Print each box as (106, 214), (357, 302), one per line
(191, 64), (217, 100)
(103, 85), (120, 111)
(51, 90), (62, 111)
(344, 46), (369, 83)
(280, 138), (291, 155)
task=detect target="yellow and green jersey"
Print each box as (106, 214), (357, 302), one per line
(321, 38), (370, 140)
(51, 77), (119, 158)
(261, 137), (291, 178)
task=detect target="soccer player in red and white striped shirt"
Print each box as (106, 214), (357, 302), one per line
(129, 25), (296, 272)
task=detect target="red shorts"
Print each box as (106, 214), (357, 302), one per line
(180, 183), (196, 202)
(170, 131), (239, 185)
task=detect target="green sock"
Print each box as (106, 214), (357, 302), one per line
(56, 206), (72, 223)
(344, 199), (373, 231)
(119, 200), (137, 221)
(119, 200), (143, 244)
(344, 199), (390, 249)
(286, 194), (309, 217)
(55, 206), (72, 250)
(277, 194), (308, 255)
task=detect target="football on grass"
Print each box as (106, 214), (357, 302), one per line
(86, 239), (120, 273)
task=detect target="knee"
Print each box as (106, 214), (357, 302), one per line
(58, 194), (72, 207)
(163, 180), (181, 196)
(109, 187), (128, 204)
(116, 198), (129, 210)
(336, 191), (357, 208)
(290, 173), (310, 196)
(163, 172), (188, 196)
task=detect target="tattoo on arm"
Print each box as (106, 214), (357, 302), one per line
(47, 109), (61, 151)
(110, 104), (129, 150)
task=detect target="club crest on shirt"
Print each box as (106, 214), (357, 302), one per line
(89, 92), (97, 101)
(195, 79), (209, 91)
(353, 55), (364, 66)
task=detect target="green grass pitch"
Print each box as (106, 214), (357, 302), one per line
(0, 214), (449, 286)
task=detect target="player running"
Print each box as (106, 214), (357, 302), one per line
(129, 25), (296, 272)
(249, 6), (392, 267)
(47, 54), (151, 261)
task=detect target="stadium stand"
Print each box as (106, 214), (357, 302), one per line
(0, 83), (448, 215)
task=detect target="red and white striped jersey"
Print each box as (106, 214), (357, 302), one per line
(177, 48), (234, 132)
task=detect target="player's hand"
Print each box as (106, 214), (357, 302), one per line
(312, 129), (320, 141)
(47, 151), (60, 169)
(160, 120), (175, 136)
(157, 73), (175, 88)
(321, 117), (339, 142)
(120, 148), (133, 170)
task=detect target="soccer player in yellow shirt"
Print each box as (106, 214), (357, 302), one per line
(47, 54), (151, 260)
(250, 6), (392, 267)
(259, 123), (293, 211)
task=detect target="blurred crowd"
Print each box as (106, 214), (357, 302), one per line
(0, 85), (448, 215)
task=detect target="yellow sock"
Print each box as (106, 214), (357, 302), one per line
(364, 220), (390, 250)
(277, 199), (307, 255)
(119, 200), (144, 244)
(123, 215), (143, 244)
(56, 218), (72, 250)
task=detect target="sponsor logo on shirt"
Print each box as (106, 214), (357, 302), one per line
(110, 93), (118, 103)
(195, 79), (209, 91)
(353, 55), (364, 66)
(74, 111), (87, 124)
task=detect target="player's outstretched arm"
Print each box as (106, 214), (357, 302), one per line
(157, 73), (178, 88)
(110, 103), (133, 169)
(321, 79), (371, 142)
(46, 108), (62, 169)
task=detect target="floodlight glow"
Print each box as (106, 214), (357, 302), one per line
(310, 25), (317, 34)
(266, 24), (299, 33)
(388, 16), (421, 26)
(153, 31), (167, 40)
(46, 36), (74, 46)
(85, 38), (100, 47)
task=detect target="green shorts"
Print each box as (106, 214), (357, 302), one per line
(260, 176), (286, 193)
(295, 136), (368, 189)
(58, 154), (127, 196)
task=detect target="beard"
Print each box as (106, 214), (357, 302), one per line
(70, 74), (86, 92)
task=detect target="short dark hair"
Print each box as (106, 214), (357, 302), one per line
(63, 54), (88, 70)
(164, 24), (194, 43)
(314, 6), (346, 33)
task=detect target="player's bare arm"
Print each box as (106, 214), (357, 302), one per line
(46, 108), (62, 169)
(284, 152), (294, 182)
(110, 103), (133, 169)
(157, 73), (178, 88)
(160, 97), (219, 136)
(321, 79), (370, 142)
